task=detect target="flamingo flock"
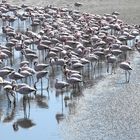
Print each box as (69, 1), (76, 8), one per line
(0, 0), (139, 106)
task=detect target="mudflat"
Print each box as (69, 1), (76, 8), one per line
(9, 0), (140, 24)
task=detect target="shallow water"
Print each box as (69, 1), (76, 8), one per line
(0, 9), (107, 140)
(0, 0), (140, 140)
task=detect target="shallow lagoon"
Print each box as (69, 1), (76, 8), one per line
(0, 0), (140, 140)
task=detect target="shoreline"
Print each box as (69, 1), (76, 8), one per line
(8, 0), (140, 24)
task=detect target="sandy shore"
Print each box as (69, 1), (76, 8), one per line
(8, 0), (140, 24)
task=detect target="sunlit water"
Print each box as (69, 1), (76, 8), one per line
(0, 1), (140, 140)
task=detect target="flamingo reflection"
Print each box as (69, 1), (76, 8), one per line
(55, 91), (65, 124)
(13, 96), (35, 131)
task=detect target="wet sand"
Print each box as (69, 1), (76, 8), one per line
(8, 0), (140, 24)
(59, 51), (140, 140)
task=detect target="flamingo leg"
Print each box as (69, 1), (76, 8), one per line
(47, 89), (50, 100)
(61, 92), (64, 114)
(91, 62), (93, 69)
(31, 75), (34, 83)
(6, 92), (11, 105)
(72, 84), (75, 90)
(41, 78), (43, 90)
(112, 63), (115, 74)
(110, 63), (113, 74)
(107, 63), (109, 73)
(78, 83), (80, 91)
(51, 65), (55, 74)
(127, 70), (131, 83)
(34, 79), (39, 89)
(115, 62), (118, 73)
(124, 52), (127, 60)
(46, 77), (49, 90)
(125, 70), (127, 82)
(40, 78), (44, 96)
(23, 96), (27, 118)
(93, 61), (97, 73)
(27, 96), (30, 118)
(11, 91), (16, 105)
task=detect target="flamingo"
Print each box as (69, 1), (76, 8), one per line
(18, 68), (32, 82)
(120, 45), (132, 60)
(34, 61), (49, 71)
(63, 64), (80, 78)
(4, 84), (16, 104)
(16, 85), (36, 95)
(21, 49), (38, 65)
(72, 62), (84, 69)
(34, 70), (49, 91)
(86, 53), (99, 70)
(9, 71), (25, 81)
(74, 2), (83, 7)
(119, 61), (132, 82)
(0, 76), (4, 85)
(55, 79), (69, 90)
(106, 54), (117, 74)
(12, 91), (35, 131)
(21, 64), (36, 75)
(20, 61), (30, 67)
(0, 69), (12, 78)
(67, 76), (82, 91)
(135, 39), (140, 53)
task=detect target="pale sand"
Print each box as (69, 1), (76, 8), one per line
(8, 0), (140, 24)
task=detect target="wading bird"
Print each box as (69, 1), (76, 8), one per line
(119, 61), (132, 82)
